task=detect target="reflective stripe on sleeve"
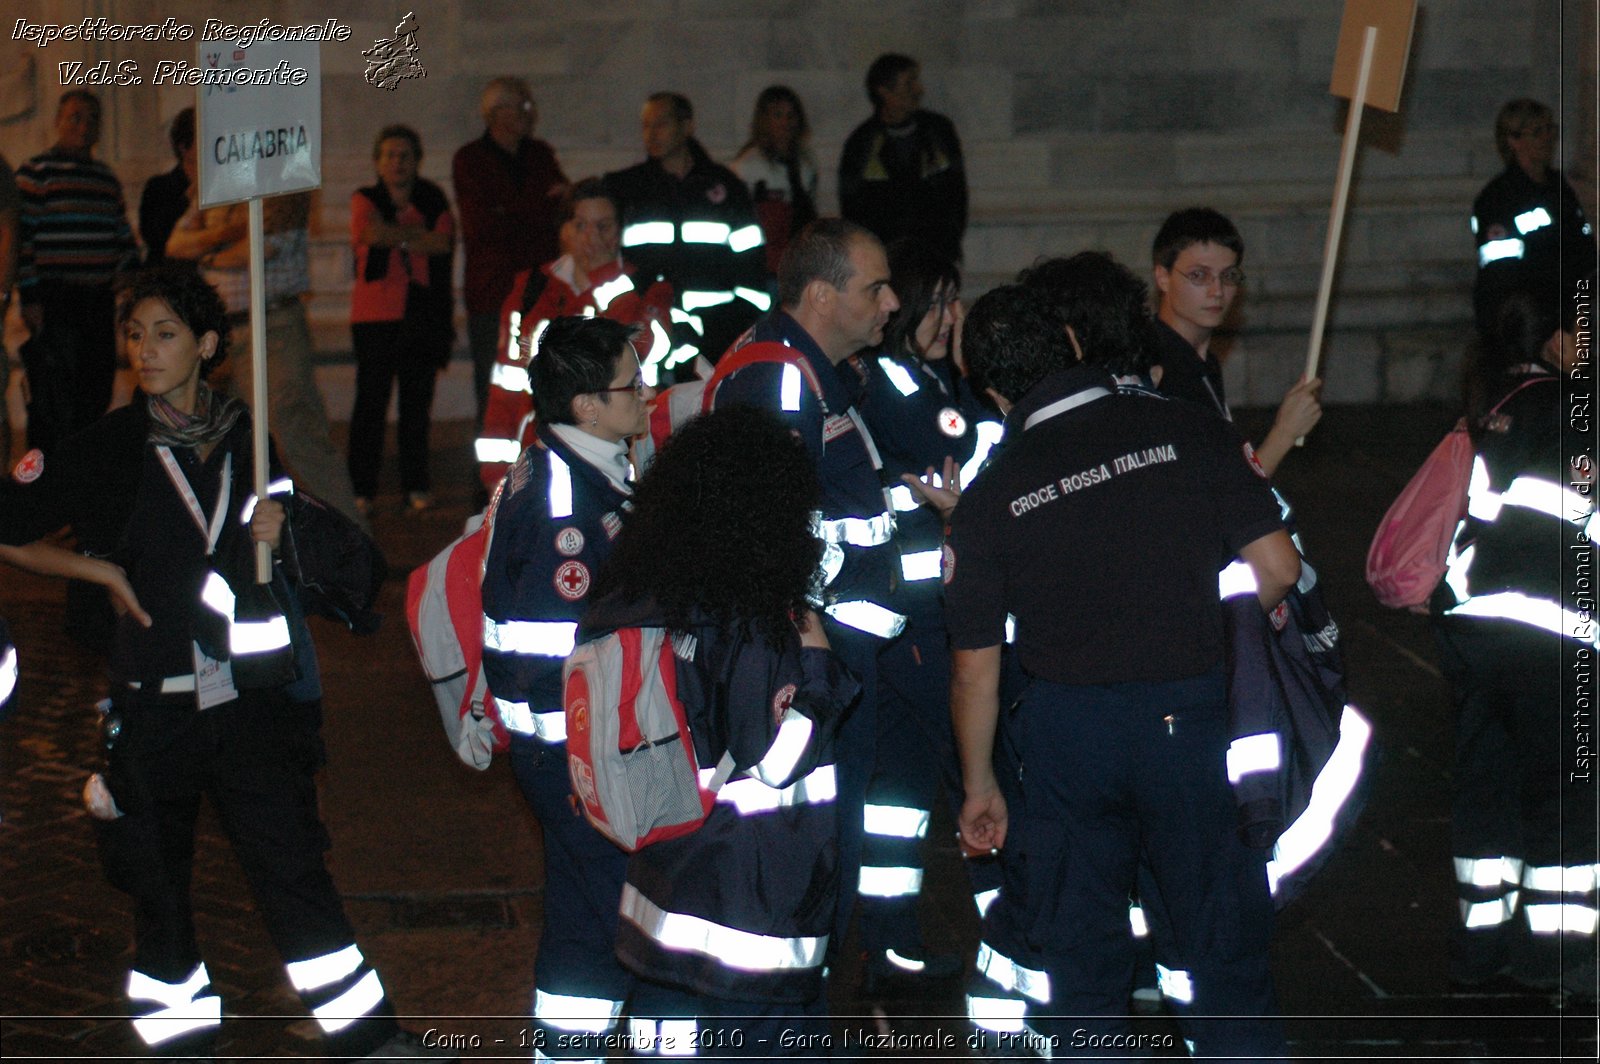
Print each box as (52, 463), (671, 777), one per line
(1514, 206), (1553, 235)
(825, 600), (907, 639)
(1217, 560), (1259, 600)
(680, 290), (734, 311)
(878, 357), (919, 396)
(1156, 964), (1194, 1004)
(863, 803), (930, 839)
(1, 645), (18, 705)
(1226, 732), (1281, 783)
(476, 437), (522, 464)
(727, 224), (765, 253)
(734, 286), (772, 312)
(781, 364), (803, 411)
(811, 511), (895, 546)
(900, 549), (943, 582)
(590, 274), (635, 311)
(482, 618), (578, 657)
(1265, 705), (1372, 895)
(619, 883), (827, 970)
(1478, 237), (1525, 266)
(960, 420), (1005, 488)
(1447, 591), (1600, 647)
(752, 708), (813, 785)
(889, 483), (919, 511)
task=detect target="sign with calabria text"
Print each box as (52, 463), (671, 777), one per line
(196, 37), (321, 208)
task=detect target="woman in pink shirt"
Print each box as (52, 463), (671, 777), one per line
(348, 124), (456, 513)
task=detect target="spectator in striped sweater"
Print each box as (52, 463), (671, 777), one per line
(16, 90), (138, 452)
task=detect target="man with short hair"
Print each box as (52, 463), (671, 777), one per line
(605, 92), (767, 381)
(16, 90), (139, 451)
(705, 217), (902, 956)
(454, 77), (568, 421)
(138, 107), (195, 266)
(1150, 207), (1321, 477)
(941, 278), (1297, 1058)
(839, 54), (968, 264)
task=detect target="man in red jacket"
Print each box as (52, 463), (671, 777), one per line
(452, 77), (568, 424)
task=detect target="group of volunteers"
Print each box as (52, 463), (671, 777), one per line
(0, 49), (1592, 1064)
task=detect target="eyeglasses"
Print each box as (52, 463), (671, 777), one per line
(1179, 267), (1245, 288)
(598, 374), (647, 395)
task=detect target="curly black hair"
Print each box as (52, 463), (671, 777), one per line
(1017, 251), (1157, 377)
(962, 283), (1075, 405)
(117, 264), (231, 375)
(592, 405), (822, 647)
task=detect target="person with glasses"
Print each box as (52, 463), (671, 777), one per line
(453, 77), (569, 424)
(1471, 99), (1596, 344)
(478, 316), (654, 1059)
(1150, 207), (1322, 478)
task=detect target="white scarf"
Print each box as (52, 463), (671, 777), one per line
(550, 423), (633, 495)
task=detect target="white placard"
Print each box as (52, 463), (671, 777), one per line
(195, 38), (321, 208)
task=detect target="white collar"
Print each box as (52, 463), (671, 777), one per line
(550, 423), (632, 495)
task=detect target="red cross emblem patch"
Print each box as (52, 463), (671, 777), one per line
(938, 406), (967, 438)
(554, 560), (591, 601)
(11, 448), (43, 484)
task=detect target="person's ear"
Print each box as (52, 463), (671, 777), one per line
(984, 386), (1013, 417)
(571, 392), (597, 426)
(197, 330), (219, 361)
(806, 279), (833, 314)
(1065, 325), (1085, 363)
(1152, 265), (1171, 299)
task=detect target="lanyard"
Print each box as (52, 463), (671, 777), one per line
(156, 446), (232, 556)
(1022, 386), (1112, 432)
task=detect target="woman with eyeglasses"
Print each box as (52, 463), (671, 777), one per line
(478, 315), (655, 1056)
(347, 123), (456, 514)
(1471, 99), (1596, 344)
(851, 238), (1004, 993)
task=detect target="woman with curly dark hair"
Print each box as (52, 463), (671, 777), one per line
(584, 404), (859, 1056)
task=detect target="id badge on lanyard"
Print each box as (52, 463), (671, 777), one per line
(157, 446), (240, 710)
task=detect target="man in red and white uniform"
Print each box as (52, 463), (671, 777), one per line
(476, 178), (673, 495)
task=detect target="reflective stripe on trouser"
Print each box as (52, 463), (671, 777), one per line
(627, 980), (830, 1059)
(508, 734), (634, 1058)
(1520, 863), (1600, 936)
(285, 943), (388, 1035)
(127, 963), (222, 1048)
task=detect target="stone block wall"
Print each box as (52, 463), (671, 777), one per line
(1, 0), (1591, 414)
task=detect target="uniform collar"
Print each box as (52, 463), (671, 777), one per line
(1008, 364), (1116, 434)
(751, 310), (857, 411)
(537, 424), (633, 500)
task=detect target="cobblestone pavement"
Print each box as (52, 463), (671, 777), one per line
(2, 410), (1595, 1061)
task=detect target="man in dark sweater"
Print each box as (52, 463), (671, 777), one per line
(838, 54), (968, 264)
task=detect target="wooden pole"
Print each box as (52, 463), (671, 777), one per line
(1300, 23), (1378, 444)
(249, 197), (271, 583)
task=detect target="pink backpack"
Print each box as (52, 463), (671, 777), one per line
(1366, 380), (1544, 609)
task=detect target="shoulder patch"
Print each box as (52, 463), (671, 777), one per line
(11, 448), (43, 484)
(554, 559), (591, 601)
(822, 414), (856, 443)
(937, 406), (967, 438)
(1242, 441), (1267, 479)
(771, 682), (797, 726)
(601, 511), (623, 540)
(555, 527), (585, 556)
(706, 182), (727, 204)
(941, 542), (956, 585)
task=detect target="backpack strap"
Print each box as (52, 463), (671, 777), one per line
(702, 340), (828, 415)
(705, 749), (739, 793)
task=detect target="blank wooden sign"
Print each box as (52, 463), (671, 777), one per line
(1329, 0), (1418, 113)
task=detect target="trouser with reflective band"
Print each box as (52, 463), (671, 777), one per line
(1435, 617), (1594, 983)
(510, 734), (632, 1059)
(860, 620), (1004, 957)
(625, 978), (829, 1059)
(1010, 672), (1285, 1060)
(99, 688), (396, 1058)
(819, 621), (878, 955)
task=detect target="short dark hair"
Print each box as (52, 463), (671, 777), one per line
(962, 284), (1075, 405)
(530, 316), (639, 426)
(57, 89), (101, 117)
(559, 177), (619, 225)
(866, 53), (918, 108)
(778, 218), (876, 309)
(646, 91), (693, 124)
(592, 404), (821, 648)
(883, 239), (960, 359)
(372, 123), (423, 163)
(1017, 251), (1157, 377)
(117, 265), (231, 375)
(168, 107), (195, 158)
(1151, 207), (1245, 270)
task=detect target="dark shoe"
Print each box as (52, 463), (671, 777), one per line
(361, 1028), (460, 1060)
(861, 947), (964, 995)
